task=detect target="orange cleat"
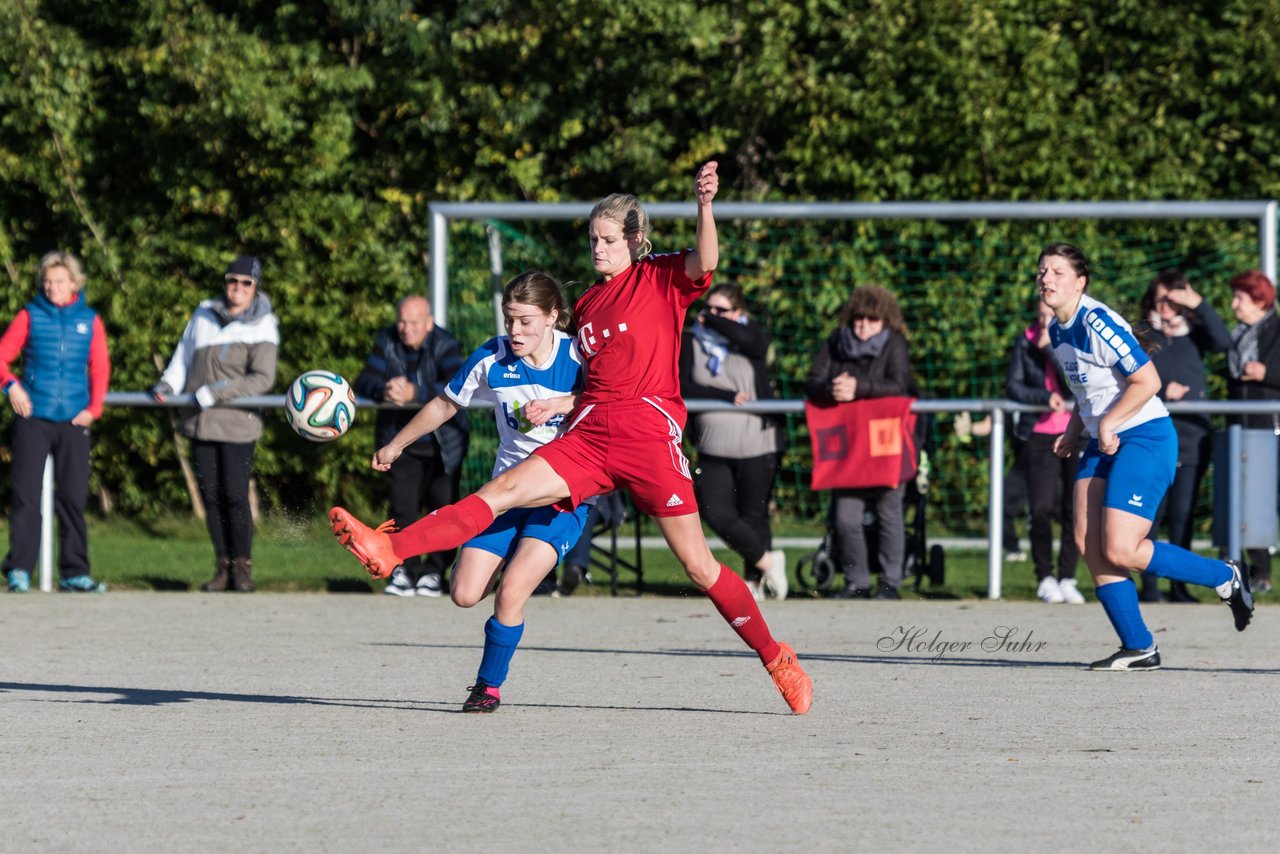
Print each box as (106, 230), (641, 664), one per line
(329, 507), (399, 579)
(764, 642), (813, 714)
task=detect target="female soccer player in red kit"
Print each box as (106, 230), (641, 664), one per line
(332, 161), (813, 714)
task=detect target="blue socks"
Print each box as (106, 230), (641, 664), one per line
(476, 616), (524, 688)
(1144, 541), (1232, 588)
(1095, 579), (1154, 650)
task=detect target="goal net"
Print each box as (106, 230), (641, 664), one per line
(434, 205), (1269, 537)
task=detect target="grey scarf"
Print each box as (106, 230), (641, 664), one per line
(836, 326), (890, 361)
(1229, 310), (1272, 379)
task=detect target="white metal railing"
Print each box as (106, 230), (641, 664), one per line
(28, 394), (1280, 598)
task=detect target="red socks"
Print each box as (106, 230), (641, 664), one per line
(388, 494), (495, 561)
(706, 565), (781, 664)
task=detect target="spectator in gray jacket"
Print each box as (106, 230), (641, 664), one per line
(679, 284), (788, 601)
(152, 255), (279, 592)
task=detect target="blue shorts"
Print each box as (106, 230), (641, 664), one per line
(1076, 417), (1177, 521)
(463, 504), (591, 565)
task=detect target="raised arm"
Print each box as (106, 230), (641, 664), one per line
(685, 161), (719, 281)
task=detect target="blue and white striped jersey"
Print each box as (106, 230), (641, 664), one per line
(444, 330), (585, 477)
(1048, 294), (1168, 437)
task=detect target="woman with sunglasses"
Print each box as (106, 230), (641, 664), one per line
(805, 286), (913, 600)
(153, 255), (279, 592)
(680, 284), (788, 600)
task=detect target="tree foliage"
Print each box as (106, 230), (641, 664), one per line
(2, 0), (1280, 518)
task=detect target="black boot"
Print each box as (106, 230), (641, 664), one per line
(230, 557), (255, 593)
(201, 557), (232, 592)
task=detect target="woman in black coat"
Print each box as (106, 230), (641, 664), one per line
(1134, 270), (1232, 602)
(804, 285), (912, 599)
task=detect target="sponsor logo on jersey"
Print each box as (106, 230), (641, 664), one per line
(502, 400), (560, 434)
(577, 320), (629, 358)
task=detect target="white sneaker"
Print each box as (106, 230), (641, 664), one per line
(384, 566), (416, 597)
(1058, 577), (1086, 604)
(762, 550), (789, 600)
(1037, 575), (1065, 603)
(745, 577), (765, 602)
(415, 572), (444, 598)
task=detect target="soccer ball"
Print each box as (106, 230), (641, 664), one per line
(285, 370), (356, 442)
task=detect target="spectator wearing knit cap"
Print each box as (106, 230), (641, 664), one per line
(153, 253), (279, 592)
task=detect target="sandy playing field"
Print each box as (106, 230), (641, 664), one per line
(2, 593), (1275, 852)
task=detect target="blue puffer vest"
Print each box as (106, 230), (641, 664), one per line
(22, 292), (97, 422)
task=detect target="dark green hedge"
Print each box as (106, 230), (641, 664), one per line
(2, 0), (1279, 521)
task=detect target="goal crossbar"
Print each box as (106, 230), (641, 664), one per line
(431, 199), (1279, 326)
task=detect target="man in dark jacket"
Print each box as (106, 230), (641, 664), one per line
(355, 295), (470, 597)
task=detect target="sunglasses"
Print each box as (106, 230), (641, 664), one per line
(225, 276), (256, 287)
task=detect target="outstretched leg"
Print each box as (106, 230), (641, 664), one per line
(331, 455), (571, 578)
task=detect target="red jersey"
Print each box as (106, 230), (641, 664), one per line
(574, 251), (711, 409)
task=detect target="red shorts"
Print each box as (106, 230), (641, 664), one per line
(532, 397), (697, 517)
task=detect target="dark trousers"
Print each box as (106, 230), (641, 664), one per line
(1142, 432), (1211, 598)
(694, 452), (779, 573)
(833, 484), (906, 591)
(1003, 435), (1029, 553)
(191, 440), (256, 560)
(1153, 433), (1209, 551)
(2, 417), (91, 578)
(1025, 431), (1079, 580)
(388, 443), (461, 582)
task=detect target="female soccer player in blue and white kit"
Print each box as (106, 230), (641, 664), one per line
(1040, 243), (1254, 670)
(371, 271), (589, 711)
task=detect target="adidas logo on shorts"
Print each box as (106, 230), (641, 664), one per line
(666, 494), (683, 508)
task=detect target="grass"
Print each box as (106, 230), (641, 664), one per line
(2, 515), (1272, 604)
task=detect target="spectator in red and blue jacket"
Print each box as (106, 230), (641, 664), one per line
(0, 251), (111, 593)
